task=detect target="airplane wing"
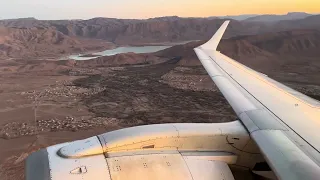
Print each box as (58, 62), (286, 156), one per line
(194, 20), (320, 180)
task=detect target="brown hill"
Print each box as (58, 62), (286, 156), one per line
(0, 53), (166, 73)
(236, 15), (320, 35)
(243, 29), (320, 54)
(269, 15), (320, 32)
(75, 53), (166, 67)
(17, 28), (315, 70)
(244, 12), (312, 22)
(19, 29), (320, 72)
(154, 39), (275, 68)
(1, 15), (319, 46)
(155, 29), (320, 73)
(1, 29), (319, 86)
(0, 27), (113, 58)
(0, 18), (248, 43)
(1, 15), (320, 59)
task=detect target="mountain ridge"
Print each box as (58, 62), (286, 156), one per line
(244, 12), (313, 22)
(1, 15), (320, 58)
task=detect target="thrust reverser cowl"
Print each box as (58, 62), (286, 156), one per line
(57, 122), (255, 159)
(97, 122), (253, 154)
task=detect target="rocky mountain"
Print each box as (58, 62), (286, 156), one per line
(244, 12), (312, 22)
(1, 15), (320, 58)
(153, 29), (320, 86)
(2, 16), (319, 42)
(155, 29), (320, 72)
(268, 15), (320, 32)
(240, 29), (320, 54)
(42, 29), (320, 68)
(0, 18), (245, 58)
(0, 26), (113, 58)
(210, 15), (259, 21)
(76, 53), (166, 67)
(1, 28), (319, 87)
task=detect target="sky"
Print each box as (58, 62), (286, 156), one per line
(0, 0), (319, 20)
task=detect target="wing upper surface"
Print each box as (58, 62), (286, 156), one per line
(194, 21), (320, 180)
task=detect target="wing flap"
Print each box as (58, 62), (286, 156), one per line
(252, 130), (320, 180)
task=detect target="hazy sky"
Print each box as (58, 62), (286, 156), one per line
(1, 0), (319, 20)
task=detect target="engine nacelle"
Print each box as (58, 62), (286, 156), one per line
(26, 121), (264, 180)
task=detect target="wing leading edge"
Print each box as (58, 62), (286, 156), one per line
(194, 21), (320, 180)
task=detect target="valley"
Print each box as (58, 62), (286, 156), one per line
(0, 16), (320, 180)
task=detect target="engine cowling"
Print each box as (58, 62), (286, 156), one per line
(26, 121), (264, 180)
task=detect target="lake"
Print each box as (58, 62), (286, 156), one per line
(69, 45), (171, 60)
(68, 41), (199, 60)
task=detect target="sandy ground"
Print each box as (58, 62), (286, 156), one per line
(0, 60), (241, 180)
(0, 58), (318, 180)
(0, 69), (122, 179)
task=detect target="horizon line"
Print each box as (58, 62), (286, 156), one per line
(0, 11), (319, 21)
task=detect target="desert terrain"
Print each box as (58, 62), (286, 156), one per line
(0, 15), (320, 180)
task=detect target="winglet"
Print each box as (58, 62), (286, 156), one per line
(200, 20), (230, 51)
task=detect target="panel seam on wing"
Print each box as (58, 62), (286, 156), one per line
(215, 51), (319, 109)
(180, 153), (195, 180)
